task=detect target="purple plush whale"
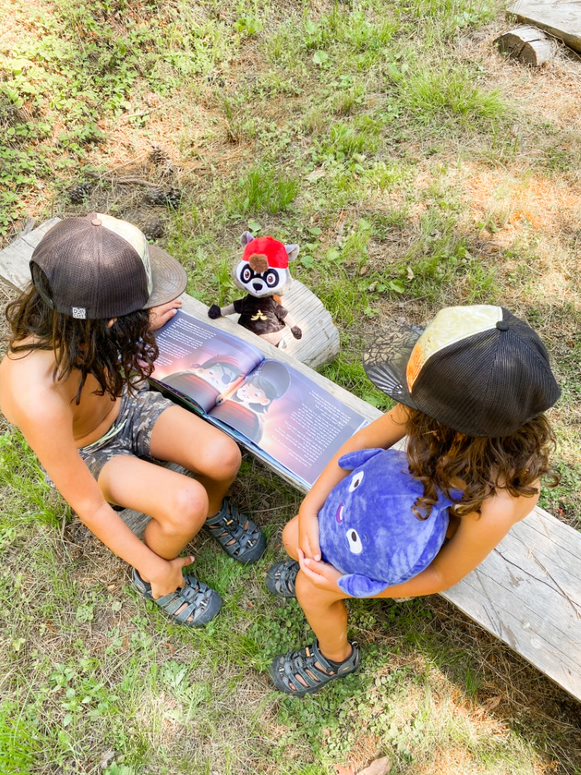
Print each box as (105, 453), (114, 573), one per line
(318, 448), (457, 598)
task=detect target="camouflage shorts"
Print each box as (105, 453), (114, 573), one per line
(79, 388), (176, 481)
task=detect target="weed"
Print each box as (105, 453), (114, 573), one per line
(230, 165), (299, 216)
(398, 64), (507, 127)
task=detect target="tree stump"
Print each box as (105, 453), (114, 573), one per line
(495, 25), (556, 66)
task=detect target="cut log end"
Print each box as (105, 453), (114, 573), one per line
(495, 26), (556, 66)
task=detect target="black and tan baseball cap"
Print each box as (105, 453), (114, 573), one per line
(364, 305), (561, 437)
(30, 213), (187, 320)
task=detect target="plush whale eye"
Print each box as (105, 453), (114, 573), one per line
(348, 471), (364, 492)
(347, 529), (363, 555)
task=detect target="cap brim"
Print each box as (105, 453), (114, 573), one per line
(363, 322), (424, 409)
(143, 244), (188, 309)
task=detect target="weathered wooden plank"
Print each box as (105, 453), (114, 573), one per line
(0, 218), (61, 291)
(523, 506), (581, 558)
(275, 281), (340, 368)
(495, 26), (556, 65)
(508, 0), (581, 53)
(447, 572), (581, 698)
(1, 220), (580, 702)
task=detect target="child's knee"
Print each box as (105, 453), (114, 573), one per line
(164, 482), (208, 535)
(282, 516), (299, 559)
(200, 436), (242, 481)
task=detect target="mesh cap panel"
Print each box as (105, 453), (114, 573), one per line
(364, 306), (561, 437)
(29, 214), (186, 319)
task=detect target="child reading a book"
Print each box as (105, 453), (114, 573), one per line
(266, 305), (560, 695)
(0, 214), (266, 628)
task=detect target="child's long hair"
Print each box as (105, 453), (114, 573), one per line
(6, 269), (158, 404)
(405, 407), (557, 519)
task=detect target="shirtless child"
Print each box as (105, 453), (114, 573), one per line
(0, 214), (266, 627)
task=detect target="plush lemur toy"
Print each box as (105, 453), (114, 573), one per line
(208, 232), (302, 346)
(318, 448), (458, 598)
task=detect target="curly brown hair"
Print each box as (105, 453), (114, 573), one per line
(404, 406), (557, 520)
(6, 269), (158, 404)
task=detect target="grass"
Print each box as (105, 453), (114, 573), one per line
(1, 0), (581, 772)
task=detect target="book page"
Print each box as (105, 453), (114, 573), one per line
(152, 311), (263, 413)
(209, 359), (367, 487)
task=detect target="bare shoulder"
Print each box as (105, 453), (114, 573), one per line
(479, 483), (541, 526)
(0, 346), (70, 427)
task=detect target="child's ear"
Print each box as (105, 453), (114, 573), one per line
(338, 448), (383, 471)
(284, 244), (300, 262)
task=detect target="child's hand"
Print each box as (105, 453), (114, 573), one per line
(149, 299), (183, 331)
(298, 507), (321, 561)
(147, 555), (194, 599)
(298, 549), (343, 593)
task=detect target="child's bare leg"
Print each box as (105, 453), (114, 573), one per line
(98, 457), (208, 562)
(149, 405), (241, 516)
(282, 515), (299, 560)
(296, 571), (352, 663)
(147, 405), (265, 564)
(281, 516), (351, 660)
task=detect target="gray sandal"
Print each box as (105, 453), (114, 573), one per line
(270, 641), (361, 696)
(266, 560), (299, 598)
(205, 498), (266, 564)
(132, 569), (222, 627)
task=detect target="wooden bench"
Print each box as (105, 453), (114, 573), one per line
(1, 219), (580, 703)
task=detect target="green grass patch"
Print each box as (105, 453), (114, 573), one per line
(230, 165), (300, 216)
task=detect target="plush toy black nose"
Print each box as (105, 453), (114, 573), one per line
(252, 282), (263, 291)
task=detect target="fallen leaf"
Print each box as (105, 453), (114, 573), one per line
(99, 749), (116, 770)
(357, 756), (391, 775)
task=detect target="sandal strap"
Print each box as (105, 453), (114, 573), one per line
(133, 570), (217, 626)
(206, 499), (262, 557)
(272, 641), (360, 695)
(267, 560), (299, 597)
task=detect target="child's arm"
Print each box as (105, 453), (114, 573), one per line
(380, 487), (540, 598)
(301, 487), (539, 597)
(14, 396), (190, 598)
(299, 403), (408, 560)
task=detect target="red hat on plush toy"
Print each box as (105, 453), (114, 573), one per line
(243, 237), (289, 270)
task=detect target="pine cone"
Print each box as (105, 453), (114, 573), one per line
(67, 182), (93, 204)
(142, 219), (165, 240)
(145, 187), (182, 208)
(149, 146), (169, 166)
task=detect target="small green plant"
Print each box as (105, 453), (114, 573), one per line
(231, 165), (299, 215)
(400, 64), (507, 127)
(0, 702), (43, 775)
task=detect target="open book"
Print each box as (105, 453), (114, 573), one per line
(151, 311), (368, 489)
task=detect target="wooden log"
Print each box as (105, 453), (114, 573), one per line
(495, 25), (557, 66)
(508, 0), (581, 54)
